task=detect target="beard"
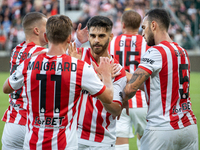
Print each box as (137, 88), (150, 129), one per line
(90, 38), (110, 55)
(147, 29), (155, 46)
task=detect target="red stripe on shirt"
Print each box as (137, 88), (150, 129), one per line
(69, 59), (84, 130)
(29, 55), (43, 149)
(80, 96), (94, 140)
(156, 46), (168, 116)
(94, 100), (104, 142)
(161, 42), (180, 129)
(57, 55), (72, 148)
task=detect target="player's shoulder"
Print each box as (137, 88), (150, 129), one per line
(112, 56), (119, 64)
(112, 57), (126, 79)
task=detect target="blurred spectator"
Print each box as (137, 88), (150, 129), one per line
(66, 0), (80, 10)
(2, 16), (11, 35)
(0, 0), (199, 51)
(0, 24), (7, 49)
(187, 3), (197, 15)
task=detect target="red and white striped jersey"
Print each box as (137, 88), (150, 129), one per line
(108, 34), (149, 108)
(138, 41), (197, 130)
(77, 48), (127, 146)
(8, 53), (106, 149)
(2, 41), (45, 126)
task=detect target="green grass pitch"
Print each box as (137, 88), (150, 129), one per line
(0, 72), (199, 150)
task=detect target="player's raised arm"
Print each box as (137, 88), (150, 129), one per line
(74, 23), (88, 48)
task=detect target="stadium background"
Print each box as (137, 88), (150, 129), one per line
(0, 0), (199, 149)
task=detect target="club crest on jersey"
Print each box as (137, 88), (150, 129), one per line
(172, 102), (191, 116)
(34, 116), (65, 128)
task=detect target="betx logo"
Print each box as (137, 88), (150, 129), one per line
(172, 102), (190, 114)
(34, 116), (64, 126)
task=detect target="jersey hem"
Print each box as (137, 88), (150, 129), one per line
(78, 138), (115, 146)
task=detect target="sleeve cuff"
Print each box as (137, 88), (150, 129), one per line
(8, 79), (15, 91)
(91, 85), (106, 97)
(113, 100), (122, 106)
(138, 66), (152, 75)
(74, 38), (82, 48)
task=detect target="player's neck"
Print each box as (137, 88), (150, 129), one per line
(123, 29), (138, 35)
(154, 31), (173, 45)
(47, 42), (68, 56)
(26, 36), (41, 46)
(91, 49), (111, 65)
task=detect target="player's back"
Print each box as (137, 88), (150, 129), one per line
(22, 53), (86, 149)
(108, 34), (149, 108)
(2, 42), (45, 125)
(108, 34), (149, 73)
(138, 41), (197, 130)
(18, 52), (106, 149)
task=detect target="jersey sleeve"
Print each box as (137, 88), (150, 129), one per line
(138, 48), (162, 75)
(81, 63), (106, 96)
(8, 61), (25, 90)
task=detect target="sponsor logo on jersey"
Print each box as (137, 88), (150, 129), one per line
(34, 116), (65, 128)
(172, 102), (191, 116)
(141, 58), (155, 64)
(12, 51), (31, 61)
(10, 100), (21, 108)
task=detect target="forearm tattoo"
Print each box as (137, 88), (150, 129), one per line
(129, 71), (149, 84)
(125, 69), (149, 99)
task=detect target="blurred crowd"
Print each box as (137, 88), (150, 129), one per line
(0, 0), (199, 52)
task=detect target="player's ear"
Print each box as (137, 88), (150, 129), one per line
(122, 22), (125, 29)
(67, 34), (71, 43)
(44, 32), (48, 43)
(33, 27), (39, 35)
(109, 33), (114, 42)
(151, 21), (157, 31)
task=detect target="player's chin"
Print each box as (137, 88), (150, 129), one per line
(93, 47), (102, 52)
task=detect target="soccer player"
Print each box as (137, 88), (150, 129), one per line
(108, 10), (149, 150)
(72, 16), (127, 149)
(122, 8), (198, 150)
(3, 15), (114, 150)
(1, 12), (48, 150)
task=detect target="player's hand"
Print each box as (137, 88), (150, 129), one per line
(112, 63), (121, 78)
(117, 100), (129, 120)
(92, 57), (113, 77)
(68, 42), (82, 60)
(122, 100), (129, 115)
(76, 23), (88, 43)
